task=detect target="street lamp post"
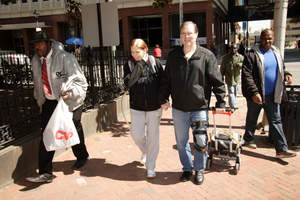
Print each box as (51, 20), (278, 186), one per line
(33, 9), (41, 32)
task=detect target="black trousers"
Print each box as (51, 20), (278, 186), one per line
(39, 99), (89, 175)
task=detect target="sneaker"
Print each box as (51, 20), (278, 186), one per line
(180, 171), (192, 182)
(140, 153), (146, 165)
(243, 140), (257, 149)
(26, 173), (53, 183)
(276, 151), (297, 158)
(72, 158), (88, 169)
(146, 170), (156, 179)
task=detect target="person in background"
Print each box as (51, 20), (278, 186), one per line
(123, 38), (164, 179)
(26, 30), (89, 183)
(159, 21), (226, 185)
(242, 29), (296, 158)
(220, 43), (244, 110)
(153, 44), (162, 59)
(238, 41), (246, 56)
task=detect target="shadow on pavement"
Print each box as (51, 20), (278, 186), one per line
(254, 135), (274, 149)
(53, 158), (181, 185)
(205, 159), (237, 175)
(16, 159), (75, 191)
(241, 149), (289, 165)
(104, 121), (130, 137)
(103, 118), (174, 138)
(145, 172), (182, 185)
(17, 174), (58, 192)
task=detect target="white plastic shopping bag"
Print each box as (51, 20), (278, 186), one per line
(43, 97), (80, 151)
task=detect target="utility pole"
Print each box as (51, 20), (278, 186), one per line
(273, 0), (288, 58)
(106, 0), (117, 86)
(179, 0), (183, 26)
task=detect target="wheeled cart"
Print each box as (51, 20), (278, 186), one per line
(280, 85), (300, 146)
(206, 108), (243, 175)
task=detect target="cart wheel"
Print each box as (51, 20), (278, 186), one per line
(233, 163), (240, 175)
(206, 158), (212, 170)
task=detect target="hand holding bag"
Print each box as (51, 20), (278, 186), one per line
(43, 97), (80, 151)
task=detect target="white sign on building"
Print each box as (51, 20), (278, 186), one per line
(82, 2), (120, 47)
(81, 4), (100, 47)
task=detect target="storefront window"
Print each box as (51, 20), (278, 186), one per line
(235, 0), (244, 6)
(131, 16), (162, 48)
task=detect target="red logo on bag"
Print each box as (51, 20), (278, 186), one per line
(55, 130), (73, 140)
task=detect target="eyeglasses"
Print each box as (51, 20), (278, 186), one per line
(180, 32), (195, 36)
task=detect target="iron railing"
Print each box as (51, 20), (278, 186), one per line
(0, 48), (128, 149)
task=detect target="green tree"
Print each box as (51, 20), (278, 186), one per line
(65, 0), (82, 37)
(152, 0), (172, 8)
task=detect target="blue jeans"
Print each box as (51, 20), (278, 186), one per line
(172, 108), (208, 172)
(227, 85), (238, 109)
(243, 95), (288, 153)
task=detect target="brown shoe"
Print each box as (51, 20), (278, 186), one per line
(276, 151), (297, 158)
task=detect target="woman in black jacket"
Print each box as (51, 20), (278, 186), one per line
(123, 38), (164, 178)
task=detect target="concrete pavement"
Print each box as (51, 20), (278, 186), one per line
(1, 96), (300, 200)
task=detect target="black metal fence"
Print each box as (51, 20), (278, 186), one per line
(0, 47), (128, 149)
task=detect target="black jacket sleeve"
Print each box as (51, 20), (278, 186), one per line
(123, 61), (131, 89)
(206, 53), (226, 108)
(241, 51), (261, 100)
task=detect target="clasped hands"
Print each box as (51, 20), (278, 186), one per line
(161, 101), (170, 111)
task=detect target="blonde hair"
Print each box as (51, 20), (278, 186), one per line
(130, 38), (148, 53)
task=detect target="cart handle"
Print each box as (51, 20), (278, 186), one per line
(211, 107), (233, 116)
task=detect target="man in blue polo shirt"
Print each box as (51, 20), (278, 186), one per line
(241, 29), (296, 158)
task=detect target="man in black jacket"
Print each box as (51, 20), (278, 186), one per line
(159, 21), (226, 185)
(242, 29), (296, 158)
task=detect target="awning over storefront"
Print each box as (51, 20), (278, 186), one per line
(0, 22), (50, 30)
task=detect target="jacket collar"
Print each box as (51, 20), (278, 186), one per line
(178, 45), (201, 60)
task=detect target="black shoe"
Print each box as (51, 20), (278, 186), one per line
(180, 171), (192, 182)
(243, 140), (257, 149)
(72, 158), (88, 169)
(26, 173), (54, 183)
(194, 171), (204, 185)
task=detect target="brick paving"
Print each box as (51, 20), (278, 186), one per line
(1, 96), (300, 200)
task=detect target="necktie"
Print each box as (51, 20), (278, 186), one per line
(42, 58), (52, 95)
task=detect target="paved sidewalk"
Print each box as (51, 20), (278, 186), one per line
(1, 97), (300, 200)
